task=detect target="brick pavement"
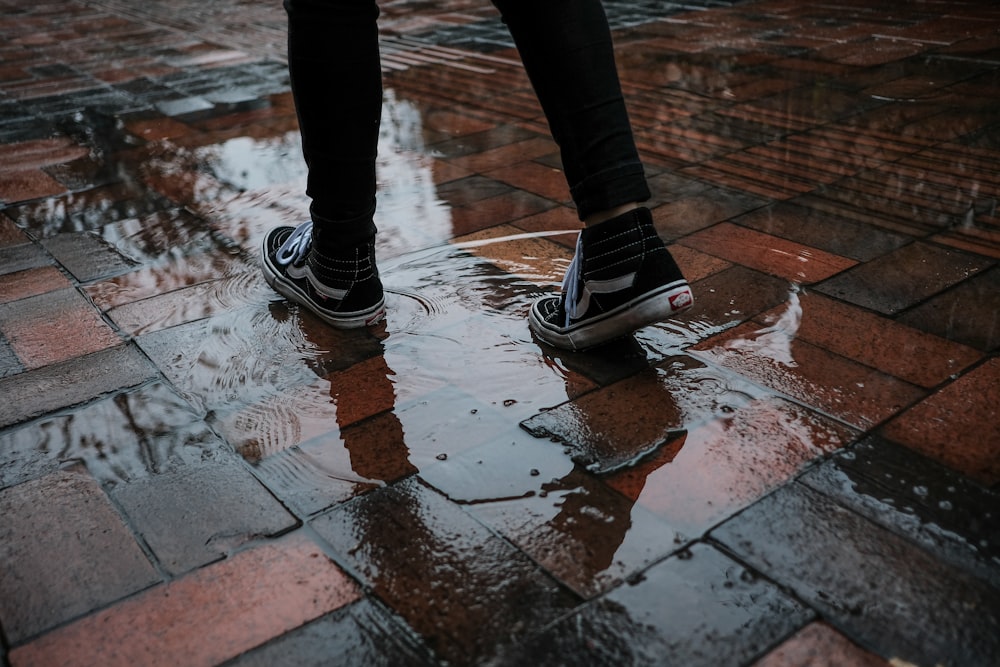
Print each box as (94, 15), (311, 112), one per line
(1, 0), (999, 665)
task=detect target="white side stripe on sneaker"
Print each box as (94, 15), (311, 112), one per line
(567, 273), (637, 324)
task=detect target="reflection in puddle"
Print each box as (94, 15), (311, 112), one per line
(0, 383), (226, 488)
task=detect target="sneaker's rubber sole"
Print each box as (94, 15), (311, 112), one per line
(260, 238), (386, 329)
(529, 280), (693, 351)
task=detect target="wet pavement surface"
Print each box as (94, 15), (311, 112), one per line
(1, 0), (999, 665)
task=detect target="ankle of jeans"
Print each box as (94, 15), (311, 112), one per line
(310, 203), (378, 251)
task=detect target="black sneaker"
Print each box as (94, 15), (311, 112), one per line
(528, 207), (693, 351)
(260, 221), (386, 328)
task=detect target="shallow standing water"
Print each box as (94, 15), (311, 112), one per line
(1, 1), (999, 665)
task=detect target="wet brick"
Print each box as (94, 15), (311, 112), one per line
(0, 343), (156, 428)
(105, 271), (268, 336)
(0, 382), (226, 491)
(603, 394), (855, 537)
(682, 265), (792, 335)
(898, 264), (1000, 351)
(734, 202), (911, 262)
(0, 334), (23, 379)
(0, 215), (29, 247)
(41, 231), (139, 281)
(752, 622), (890, 667)
(311, 478), (580, 665)
(6, 181), (174, 238)
(679, 221), (857, 284)
(815, 241), (995, 315)
(0, 137), (89, 171)
(652, 187), (768, 241)
(466, 464), (685, 598)
(0, 466), (159, 644)
(448, 189), (556, 237)
(768, 291), (982, 388)
(0, 286), (122, 369)
(692, 320), (927, 430)
(0, 241), (51, 276)
(9, 532), (361, 667)
(111, 458), (298, 575)
(484, 160), (569, 205)
(520, 363), (691, 473)
(0, 168), (66, 204)
(880, 357), (1000, 485)
(227, 599), (435, 667)
(251, 409), (419, 516)
(0, 266), (72, 303)
(801, 436), (1000, 589)
(711, 482), (1000, 667)
(500, 543), (812, 667)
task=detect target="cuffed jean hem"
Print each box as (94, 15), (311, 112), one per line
(571, 162), (651, 221)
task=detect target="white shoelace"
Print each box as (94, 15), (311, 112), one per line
(561, 234), (584, 327)
(275, 221), (313, 267)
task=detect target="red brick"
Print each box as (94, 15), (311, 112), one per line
(881, 357), (1000, 485)
(765, 291), (982, 388)
(680, 222), (857, 284)
(605, 395), (854, 533)
(10, 532), (361, 667)
(0, 215), (28, 247)
(448, 136), (557, 173)
(0, 138), (89, 172)
(485, 160), (569, 204)
(0, 169), (66, 204)
(0, 266), (72, 304)
(0, 287), (120, 369)
(692, 321), (926, 430)
(123, 116), (194, 141)
(753, 622), (891, 666)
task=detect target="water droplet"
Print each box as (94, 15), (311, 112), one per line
(938, 500), (953, 511)
(436, 453), (448, 461)
(529, 468), (540, 476)
(913, 485), (928, 497)
(503, 399), (517, 407)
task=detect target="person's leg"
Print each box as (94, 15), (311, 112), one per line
(260, 0), (385, 328)
(492, 0), (647, 222)
(493, 0), (694, 350)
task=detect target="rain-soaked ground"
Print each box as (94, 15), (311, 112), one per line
(1, 0), (999, 665)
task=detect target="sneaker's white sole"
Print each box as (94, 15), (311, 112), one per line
(529, 281), (693, 351)
(261, 242), (386, 329)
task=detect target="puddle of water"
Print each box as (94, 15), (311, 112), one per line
(0, 383), (227, 489)
(715, 284), (802, 367)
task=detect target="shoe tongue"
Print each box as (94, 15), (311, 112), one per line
(562, 234), (585, 327)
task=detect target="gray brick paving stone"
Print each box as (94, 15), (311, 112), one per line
(800, 436), (1000, 590)
(0, 243), (51, 277)
(42, 231), (139, 282)
(0, 466), (159, 643)
(0, 382), (227, 491)
(0, 334), (24, 379)
(224, 599), (436, 667)
(311, 478), (581, 666)
(499, 543), (812, 666)
(112, 457), (298, 575)
(0, 344), (157, 429)
(6, 182), (175, 238)
(711, 482), (1000, 667)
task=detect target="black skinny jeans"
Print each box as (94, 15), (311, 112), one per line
(285, 0), (651, 244)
